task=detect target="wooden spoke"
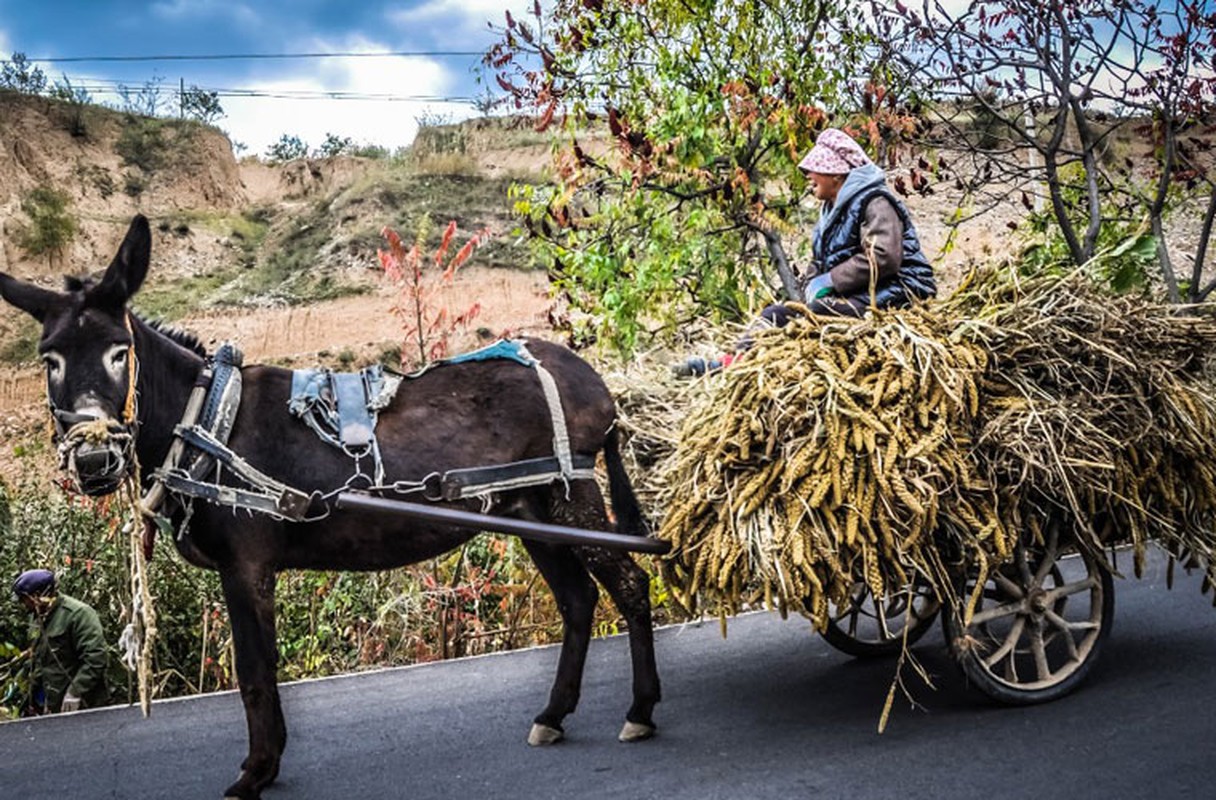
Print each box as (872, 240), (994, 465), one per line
(944, 519), (1113, 704)
(982, 616), (1026, 668)
(971, 598), (1027, 627)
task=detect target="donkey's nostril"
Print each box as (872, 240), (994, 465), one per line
(70, 441), (130, 496)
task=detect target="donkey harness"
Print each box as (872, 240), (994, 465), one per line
(138, 339), (599, 535)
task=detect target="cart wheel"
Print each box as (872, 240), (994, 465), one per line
(820, 578), (941, 658)
(943, 522), (1114, 704)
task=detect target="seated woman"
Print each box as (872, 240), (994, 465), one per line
(767, 127), (936, 324)
(676, 128), (937, 376)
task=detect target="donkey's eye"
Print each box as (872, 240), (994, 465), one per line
(42, 352), (64, 379)
(102, 344), (130, 381)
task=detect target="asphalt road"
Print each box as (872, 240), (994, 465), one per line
(2, 545), (1214, 800)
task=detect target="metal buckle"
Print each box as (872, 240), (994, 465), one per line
(421, 472), (444, 502)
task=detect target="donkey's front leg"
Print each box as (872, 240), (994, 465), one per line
(219, 564), (285, 800)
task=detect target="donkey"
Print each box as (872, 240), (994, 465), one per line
(0, 215), (660, 799)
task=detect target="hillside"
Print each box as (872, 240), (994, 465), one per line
(0, 93), (560, 481)
(3, 90), (1187, 485)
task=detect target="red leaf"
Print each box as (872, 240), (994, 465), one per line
(435, 221), (457, 267)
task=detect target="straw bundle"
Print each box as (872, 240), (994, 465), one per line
(653, 268), (1216, 625)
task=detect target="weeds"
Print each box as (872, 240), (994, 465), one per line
(0, 470), (622, 717)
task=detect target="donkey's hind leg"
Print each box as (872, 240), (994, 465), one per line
(551, 480), (661, 742)
(577, 545), (660, 741)
(521, 539), (599, 745)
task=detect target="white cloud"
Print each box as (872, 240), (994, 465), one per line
(389, 0), (528, 26)
(217, 46), (472, 154)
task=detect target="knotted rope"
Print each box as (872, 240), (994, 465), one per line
(118, 473), (157, 717)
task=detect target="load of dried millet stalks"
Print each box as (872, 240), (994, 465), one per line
(652, 267), (1216, 626)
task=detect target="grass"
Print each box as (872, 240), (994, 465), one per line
(0, 317), (39, 366)
(130, 210), (275, 319)
(133, 267), (244, 321)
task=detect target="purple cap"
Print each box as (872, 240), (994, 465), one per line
(12, 569), (56, 599)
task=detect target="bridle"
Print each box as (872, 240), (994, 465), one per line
(49, 313), (140, 497)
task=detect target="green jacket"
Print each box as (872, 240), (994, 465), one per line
(31, 594), (109, 713)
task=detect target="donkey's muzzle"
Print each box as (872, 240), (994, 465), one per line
(70, 441), (130, 495)
(57, 419), (135, 496)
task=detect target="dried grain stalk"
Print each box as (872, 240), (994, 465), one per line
(650, 266), (1216, 622)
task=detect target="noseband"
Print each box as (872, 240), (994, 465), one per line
(50, 314), (140, 496)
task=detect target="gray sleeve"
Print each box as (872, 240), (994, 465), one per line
(827, 197), (905, 296)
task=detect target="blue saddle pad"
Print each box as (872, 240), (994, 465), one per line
(288, 364), (400, 451)
(429, 339), (537, 370)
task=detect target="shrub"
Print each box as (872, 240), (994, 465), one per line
(179, 85), (223, 123)
(317, 133), (353, 158)
(265, 134), (308, 163)
(48, 75), (93, 138)
(0, 53), (47, 95)
(379, 216), (484, 368)
(0, 472), (615, 717)
(115, 117), (170, 174)
(116, 77), (166, 117)
(13, 186), (76, 262)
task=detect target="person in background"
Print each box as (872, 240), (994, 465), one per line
(12, 568), (108, 714)
(675, 128), (936, 376)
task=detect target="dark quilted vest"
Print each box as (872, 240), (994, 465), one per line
(815, 186), (936, 308)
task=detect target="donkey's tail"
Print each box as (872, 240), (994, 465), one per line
(604, 425), (650, 537)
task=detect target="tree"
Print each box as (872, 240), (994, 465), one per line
(180, 84), (224, 123)
(487, 0), (875, 353)
(116, 76), (167, 117)
(870, 1), (1216, 300)
(14, 186), (76, 265)
(265, 134), (308, 163)
(379, 217), (484, 369)
(317, 132), (353, 158)
(0, 52), (47, 95)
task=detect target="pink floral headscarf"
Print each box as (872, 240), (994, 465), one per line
(798, 128), (871, 174)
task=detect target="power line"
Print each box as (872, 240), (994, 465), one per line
(14, 51), (485, 63)
(37, 78), (479, 104)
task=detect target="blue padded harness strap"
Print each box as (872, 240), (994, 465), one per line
(333, 372), (373, 449)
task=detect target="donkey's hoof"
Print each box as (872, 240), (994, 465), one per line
(618, 720), (656, 742)
(528, 723), (565, 746)
(223, 769), (262, 799)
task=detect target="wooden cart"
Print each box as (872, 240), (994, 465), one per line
(338, 493), (1113, 704)
(822, 519), (1113, 704)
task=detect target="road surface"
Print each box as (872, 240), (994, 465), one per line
(2, 546), (1213, 799)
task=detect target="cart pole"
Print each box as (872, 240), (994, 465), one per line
(335, 493), (671, 555)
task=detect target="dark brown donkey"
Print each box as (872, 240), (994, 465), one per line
(0, 215), (660, 799)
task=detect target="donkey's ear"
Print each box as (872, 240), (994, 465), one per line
(0, 273), (58, 322)
(92, 215), (151, 309)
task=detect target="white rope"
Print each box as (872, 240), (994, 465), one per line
(121, 480), (157, 716)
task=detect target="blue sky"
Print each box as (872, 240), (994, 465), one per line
(0, 1), (525, 155)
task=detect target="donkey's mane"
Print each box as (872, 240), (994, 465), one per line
(137, 313), (209, 357)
